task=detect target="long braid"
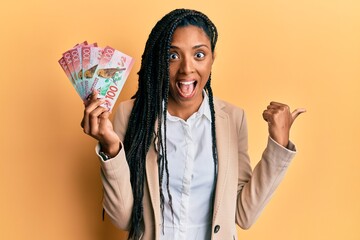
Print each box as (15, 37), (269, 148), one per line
(205, 77), (219, 222)
(156, 16), (181, 229)
(123, 9), (219, 239)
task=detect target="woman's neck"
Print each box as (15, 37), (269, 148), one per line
(167, 95), (204, 120)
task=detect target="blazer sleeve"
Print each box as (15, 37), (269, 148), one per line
(235, 111), (296, 229)
(96, 101), (134, 230)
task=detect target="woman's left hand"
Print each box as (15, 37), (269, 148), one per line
(262, 102), (306, 148)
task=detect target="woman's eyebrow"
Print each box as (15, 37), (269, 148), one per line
(193, 44), (210, 49)
(169, 44), (210, 49)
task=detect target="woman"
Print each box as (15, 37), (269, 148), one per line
(81, 8), (305, 240)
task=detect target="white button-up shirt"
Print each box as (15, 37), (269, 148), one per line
(160, 93), (216, 240)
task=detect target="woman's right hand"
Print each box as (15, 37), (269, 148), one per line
(81, 91), (121, 157)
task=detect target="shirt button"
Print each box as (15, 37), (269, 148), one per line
(214, 225), (220, 233)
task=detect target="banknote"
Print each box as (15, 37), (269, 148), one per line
(62, 49), (84, 97)
(67, 41), (91, 99)
(59, 42), (134, 110)
(69, 47), (84, 97)
(58, 57), (82, 97)
(82, 46), (103, 98)
(92, 46), (134, 110)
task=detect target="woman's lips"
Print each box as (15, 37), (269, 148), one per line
(176, 80), (197, 98)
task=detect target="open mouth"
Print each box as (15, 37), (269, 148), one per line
(176, 80), (197, 98)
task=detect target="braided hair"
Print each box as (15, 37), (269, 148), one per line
(123, 8), (218, 239)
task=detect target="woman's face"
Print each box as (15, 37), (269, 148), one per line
(167, 25), (214, 118)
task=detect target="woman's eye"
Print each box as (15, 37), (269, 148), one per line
(195, 52), (205, 58)
(169, 53), (179, 60)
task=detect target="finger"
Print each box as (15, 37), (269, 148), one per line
(82, 110), (91, 134)
(269, 101), (287, 107)
(291, 108), (307, 121)
(97, 111), (111, 135)
(267, 102), (289, 112)
(84, 90), (100, 107)
(264, 107), (279, 116)
(82, 98), (106, 133)
(100, 111), (111, 119)
(267, 104), (277, 110)
(89, 106), (108, 135)
(86, 97), (106, 112)
(262, 110), (273, 123)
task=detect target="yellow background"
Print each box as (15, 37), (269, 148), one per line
(1, 0), (359, 239)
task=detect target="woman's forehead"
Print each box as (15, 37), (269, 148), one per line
(171, 26), (211, 46)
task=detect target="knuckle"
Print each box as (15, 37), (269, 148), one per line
(278, 105), (286, 112)
(99, 112), (106, 119)
(83, 127), (90, 134)
(89, 111), (97, 118)
(98, 130), (106, 138)
(90, 129), (97, 136)
(84, 108), (92, 116)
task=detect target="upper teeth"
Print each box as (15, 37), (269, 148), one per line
(180, 81), (195, 85)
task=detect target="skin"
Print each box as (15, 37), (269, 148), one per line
(81, 25), (305, 157)
(167, 25), (214, 120)
(81, 94), (120, 157)
(263, 102), (306, 147)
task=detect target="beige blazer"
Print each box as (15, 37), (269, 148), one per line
(99, 98), (296, 240)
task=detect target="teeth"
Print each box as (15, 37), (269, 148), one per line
(177, 80), (195, 96)
(179, 81), (195, 85)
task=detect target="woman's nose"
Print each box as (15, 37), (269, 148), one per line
(179, 55), (194, 74)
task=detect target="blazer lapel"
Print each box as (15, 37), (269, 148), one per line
(212, 99), (230, 220)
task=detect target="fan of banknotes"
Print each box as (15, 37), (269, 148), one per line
(58, 41), (134, 111)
